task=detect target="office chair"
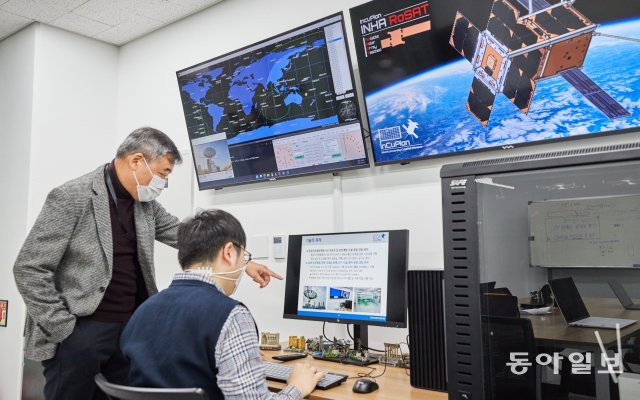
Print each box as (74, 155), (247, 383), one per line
(95, 374), (209, 400)
(490, 287), (512, 296)
(480, 281), (497, 293)
(480, 293), (519, 318)
(481, 316), (537, 400)
(482, 316), (571, 400)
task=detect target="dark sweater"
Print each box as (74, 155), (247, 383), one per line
(120, 279), (239, 399)
(91, 161), (146, 322)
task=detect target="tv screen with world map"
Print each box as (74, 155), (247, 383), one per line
(177, 13), (368, 190)
(350, 0), (640, 165)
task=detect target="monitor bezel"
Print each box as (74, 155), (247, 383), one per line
(368, 125), (639, 167)
(176, 11), (370, 191)
(283, 229), (409, 328)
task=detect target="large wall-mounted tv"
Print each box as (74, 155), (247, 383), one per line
(350, 0), (640, 165)
(177, 13), (369, 190)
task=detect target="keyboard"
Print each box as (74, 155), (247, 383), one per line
(264, 362), (348, 390)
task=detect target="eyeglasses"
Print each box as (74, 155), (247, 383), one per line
(233, 243), (252, 264)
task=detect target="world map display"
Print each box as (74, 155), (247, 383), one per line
(178, 29), (340, 145)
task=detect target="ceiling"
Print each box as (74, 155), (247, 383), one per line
(0, 0), (223, 46)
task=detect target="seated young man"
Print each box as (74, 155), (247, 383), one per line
(120, 209), (323, 399)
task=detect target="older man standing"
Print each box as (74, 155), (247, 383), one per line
(13, 127), (281, 400)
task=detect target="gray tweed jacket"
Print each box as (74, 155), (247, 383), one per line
(13, 164), (180, 361)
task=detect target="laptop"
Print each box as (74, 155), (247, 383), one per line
(608, 280), (640, 310)
(619, 373), (640, 400)
(549, 277), (636, 329)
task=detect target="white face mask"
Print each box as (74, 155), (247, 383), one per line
(210, 265), (247, 296)
(188, 265), (246, 296)
(132, 158), (167, 202)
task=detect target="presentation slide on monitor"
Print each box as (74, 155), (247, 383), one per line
(297, 232), (389, 322)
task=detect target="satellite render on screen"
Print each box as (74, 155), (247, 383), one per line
(350, 0), (640, 164)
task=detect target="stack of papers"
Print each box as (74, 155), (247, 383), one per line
(520, 307), (551, 315)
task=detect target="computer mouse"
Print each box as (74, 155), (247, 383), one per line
(352, 378), (379, 393)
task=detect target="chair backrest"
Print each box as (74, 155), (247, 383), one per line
(479, 281), (497, 293)
(95, 374), (209, 400)
(490, 287), (512, 296)
(481, 316), (537, 400)
(480, 293), (519, 318)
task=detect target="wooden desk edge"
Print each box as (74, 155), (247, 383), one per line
(262, 348), (447, 400)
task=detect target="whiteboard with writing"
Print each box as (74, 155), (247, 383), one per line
(529, 195), (640, 267)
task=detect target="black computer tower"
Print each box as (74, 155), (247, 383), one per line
(408, 270), (447, 391)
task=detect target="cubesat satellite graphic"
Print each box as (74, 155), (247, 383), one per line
(450, 0), (633, 126)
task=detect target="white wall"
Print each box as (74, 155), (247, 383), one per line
(116, 0), (640, 349)
(153, 149), (195, 289)
(0, 24), (36, 400)
(0, 23), (119, 400)
(28, 23), (119, 223)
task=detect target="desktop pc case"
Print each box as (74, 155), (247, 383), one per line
(441, 143), (640, 400)
(408, 270), (447, 392)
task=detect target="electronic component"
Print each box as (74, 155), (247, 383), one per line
(285, 336), (307, 353)
(259, 332), (281, 351)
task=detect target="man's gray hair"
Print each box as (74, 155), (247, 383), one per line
(116, 127), (182, 164)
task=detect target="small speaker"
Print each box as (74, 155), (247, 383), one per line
(408, 270), (447, 391)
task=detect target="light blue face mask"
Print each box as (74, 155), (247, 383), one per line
(132, 158), (167, 202)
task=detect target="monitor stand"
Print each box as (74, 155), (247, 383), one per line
(353, 324), (368, 349)
(311, 324), (380, 366)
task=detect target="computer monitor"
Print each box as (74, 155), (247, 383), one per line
(349, 0), (640, 165)
(283, 230), (409, 346)
(176, 12), (369, 190)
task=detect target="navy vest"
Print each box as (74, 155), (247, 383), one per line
(120, 279), (239, 399)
